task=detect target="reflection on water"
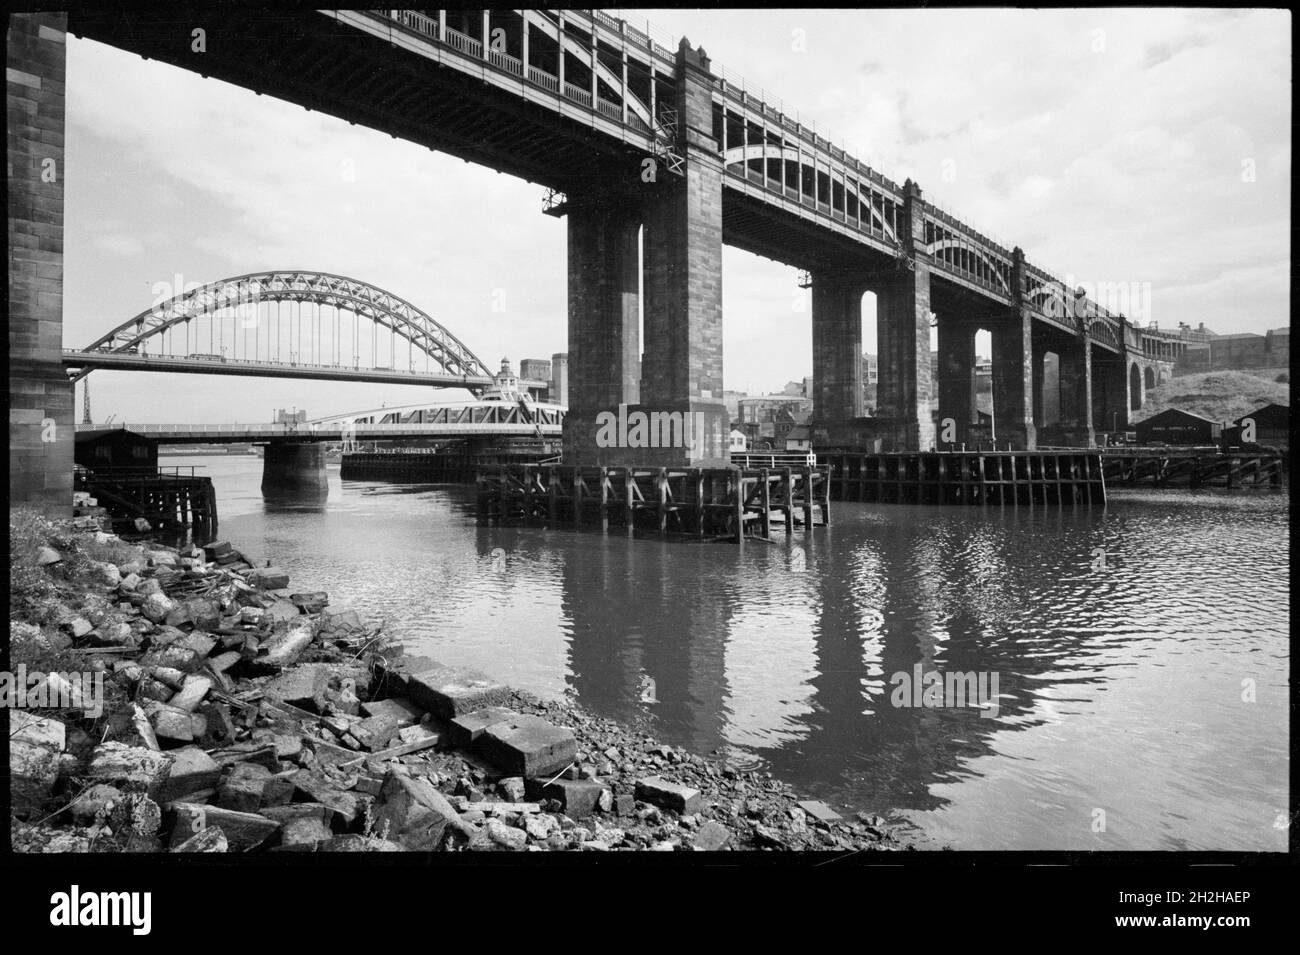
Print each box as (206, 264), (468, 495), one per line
(193, 455), (1289, 851)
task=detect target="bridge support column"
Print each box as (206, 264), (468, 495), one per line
(561, 201), (642, 465)
(935, 317), (978, 448)
(8, 13), (73, 516)
(1031, 336), (1048, 432)
(262, 443), (328, 501)
(1091, 349), (1129, 437)
(810, 272), (870, 448)
(873, 180), (934, 451)
(1058, 335), (1095, 447)
(634, 39), (727, 466)
(991, 309), (1037, 450)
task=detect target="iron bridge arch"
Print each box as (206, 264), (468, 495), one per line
(73, 270), (492, 382)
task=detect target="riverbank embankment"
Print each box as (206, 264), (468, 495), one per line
(8, 509), (909, 854)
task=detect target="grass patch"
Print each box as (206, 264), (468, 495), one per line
(1142, 370), (1290, 423)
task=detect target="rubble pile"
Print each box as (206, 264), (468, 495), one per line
(10, 522), (907, 853)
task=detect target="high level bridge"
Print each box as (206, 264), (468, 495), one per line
(12, 8), (1189, 512)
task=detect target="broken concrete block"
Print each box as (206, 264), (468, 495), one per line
(93, 621), (134, 646)
(156, 746), (222, 804)
(261, 664), (330, 709)
(169, 803), (279, 852)
(249, 567), (290, 590)
(177, 632), (217, 658)
(251, 728), (303, 761)
(174, 597), (222, 631)
(635, 777), (702, 815)
(260, 802), (331, 828)
(535, 778), (605, 819)
(317, 835), (403, 852)
(217, 762), (273, 813)
(148, 626), (186, 648)
(448, 706), (519, 749)
(499, 777), (526, 802)
(397, 724), (440, 747)
(693, 820), (731, 850)
(320, 609), (364, 633)
(140, 593), (177, 624)
(150, 666), (186, 690)
(67, 617), (94, 639)
(197, 703), (237, 748)
(485, 818), (527, 851)
(140, 645), (202, 673)
(201, 540), (233, 560)
(87, 742), (173, 799)
(36, 545), (62, 566)
(289, 591), (329, 614)
(10, 713), (66, 818)
(263, 599), (301, 624)
(208, 651), (240, 674)
(352, 715), (401, 751)
(168, 675), (213, 713)
(293, 771), (361, 825)
(171, 826), (228, 852)
(359, 697), (424, 726)
(148, 703), (195, 743)
(401, 660), (513, 721)
(372, 771), (463, 851)
(475, 715), (576, 779)
(321, 679), (361, 716)
(69, 783), (125, 825)
(279, 813), (334, 847)
(796, 799), (842, 823)
(258, 621), (314, 668)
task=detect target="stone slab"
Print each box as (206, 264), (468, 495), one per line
(474, 715), (576, 779)
(401, 659), (513, 721)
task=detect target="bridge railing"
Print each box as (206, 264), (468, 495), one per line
(78, 422), (563, 436)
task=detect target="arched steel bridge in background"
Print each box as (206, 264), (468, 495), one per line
(62, 270), (548, 390)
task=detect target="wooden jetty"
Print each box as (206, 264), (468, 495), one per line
(75, 466), (218, 541)
(476, 464), (829, 543)
(820, 450), (1107, 505)
(1101, 451), (1286, 489)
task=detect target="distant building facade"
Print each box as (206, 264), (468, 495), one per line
(737, 395), (813, 425)
(550, 352), (569, 407)
(520, 358), (552, 382)
(1175, 326), (1289, 375)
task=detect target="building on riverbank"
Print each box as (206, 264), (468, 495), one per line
(1223, 402), (1290, 449)
(1133, 408), (1222, 445)
(73, 427), (157, 471)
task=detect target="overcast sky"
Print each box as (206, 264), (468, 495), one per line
(63, 8), (1290, 423)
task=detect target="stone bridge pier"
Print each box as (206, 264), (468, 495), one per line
(562, 40), (728, 467)
(8, 13), (73, 516)
(261, 442), (329, 502)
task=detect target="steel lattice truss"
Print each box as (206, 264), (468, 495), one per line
(74, 270), (492, 379)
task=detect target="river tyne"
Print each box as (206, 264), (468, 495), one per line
(183, 453), (1288, 851)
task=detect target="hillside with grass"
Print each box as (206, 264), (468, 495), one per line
(1138, 370), (1290, 424)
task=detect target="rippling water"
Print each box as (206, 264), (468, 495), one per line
(188, 453), (1289, 851)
